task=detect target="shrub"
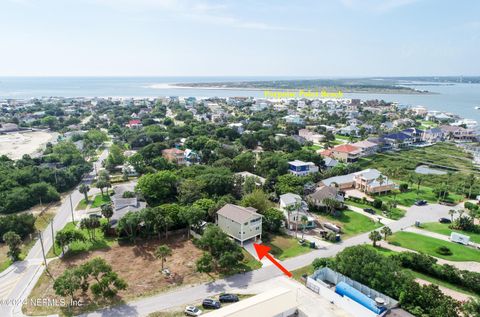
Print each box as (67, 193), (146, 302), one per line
(399, 183), (408, 193)
(372, 199), (382, 209)
(122, 191), (136, 198)
(436, 246), (453, 256)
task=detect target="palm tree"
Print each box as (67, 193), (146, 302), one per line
(101, 203), (114, 223)
(369, 230), (382, 247)
(376, 174), (386, 195)
(467, 173), (476, 199)
(415, 175), (423, 196)
(323, 198), (340, 217)
(79, 184), (90, 203)
(155, 245), (172, 271)
(285, 204), (296, 231)
(301, 215), (308, 240)
(407, 173), (415, 189)
(448, 209), (456, 222)
(381, 226), (392, 241)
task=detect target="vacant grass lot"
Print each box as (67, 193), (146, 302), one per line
(264, 235), (312, 260)
(48, 221), (116, 258)
(316, 210), (383, 239)
(291, 264), (315, 282)
(345, 200), (405, 220)
(24, 236), (213, 316)
(421, 222), (480, 244)
(373, 185), (463, 207)
(388, 231), (480, 262)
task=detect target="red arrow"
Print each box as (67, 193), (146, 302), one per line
(253, 243), (292, 278)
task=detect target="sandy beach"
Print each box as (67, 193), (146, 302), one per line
(0, 131), (58, 160)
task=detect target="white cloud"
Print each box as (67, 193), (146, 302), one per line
(339, 0), (419, 12)
(91, 0), (305, 31)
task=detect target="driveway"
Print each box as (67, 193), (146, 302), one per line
(243, 241), (273, 267)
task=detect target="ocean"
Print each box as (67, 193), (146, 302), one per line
(0, 77), (479, 122)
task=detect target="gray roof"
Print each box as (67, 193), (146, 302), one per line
(321, 174), (355, 186)
(217, 204), (261, 223)
(308, 186), (340, 201)
(280, 193), (301, 206)
(324, 157), (339, 168)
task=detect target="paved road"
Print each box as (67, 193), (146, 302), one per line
(80, 203), (459, 317)
(0, 148), (109, 317)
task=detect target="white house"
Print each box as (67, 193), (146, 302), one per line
(288, 160), (319, 176)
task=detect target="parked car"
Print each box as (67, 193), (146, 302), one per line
(219, 294), (239, 303)
(363, 208), (375, 214)
(184, 306), (202, 316)
(414, 200), (427, 206)
(439, 217), (452, 224)
(202, 299), (221, 309)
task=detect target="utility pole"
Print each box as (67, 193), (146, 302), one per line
(38, 231), (47, 268)
(50, 220), (55, 251)
(69, 194), (75, 224)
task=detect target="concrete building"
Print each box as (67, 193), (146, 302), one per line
(216, 204), (262, 246)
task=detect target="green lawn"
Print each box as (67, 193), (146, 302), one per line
(48, 220), (116, 258)
(406, 269), (478, 298)
(264, 235), (312, 260)
(319, 210), (383, 239)
(240, 249), (262, 271)
(77, 194), (111, 210)
(373, 186), (463, 207)
(388, 231), (480, 262)
(365, 245), (397, 256)
(421, 222), (480, 244)
(302, 144), (322, 151)
(345, 199), (405, 220)
(291, 264), (315, 282)
(335, 134), (359, 142)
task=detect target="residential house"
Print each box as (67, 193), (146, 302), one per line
(353, 169), (395, 194)
(235, 171), (266, 186)
(283, 115), (304, 125)
(440, 125), (478, 141)
(162, 148), (186, 165)
(279, 193), (315, 230)
(323, 157), (339, 169)
(306, 186), (344, 208)
(383, 132), (413, 148)
(320, 169), (395, 194)
(216, 204), (262, 246)
(351, 140), (379, 157)
(126, 119), (142, 129)
(421, 127), (444, 143)
(184, 149), (200, 165)
(298, 129), (325, 143)
(321, 144), (361, 163)
(402, 128), (424, 143)
(337, 125), (359, 136)
(288, 160), (319, 176)
(110, 185), (146, 228)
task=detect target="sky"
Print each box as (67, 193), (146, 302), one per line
(0, 0), (479, 77)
